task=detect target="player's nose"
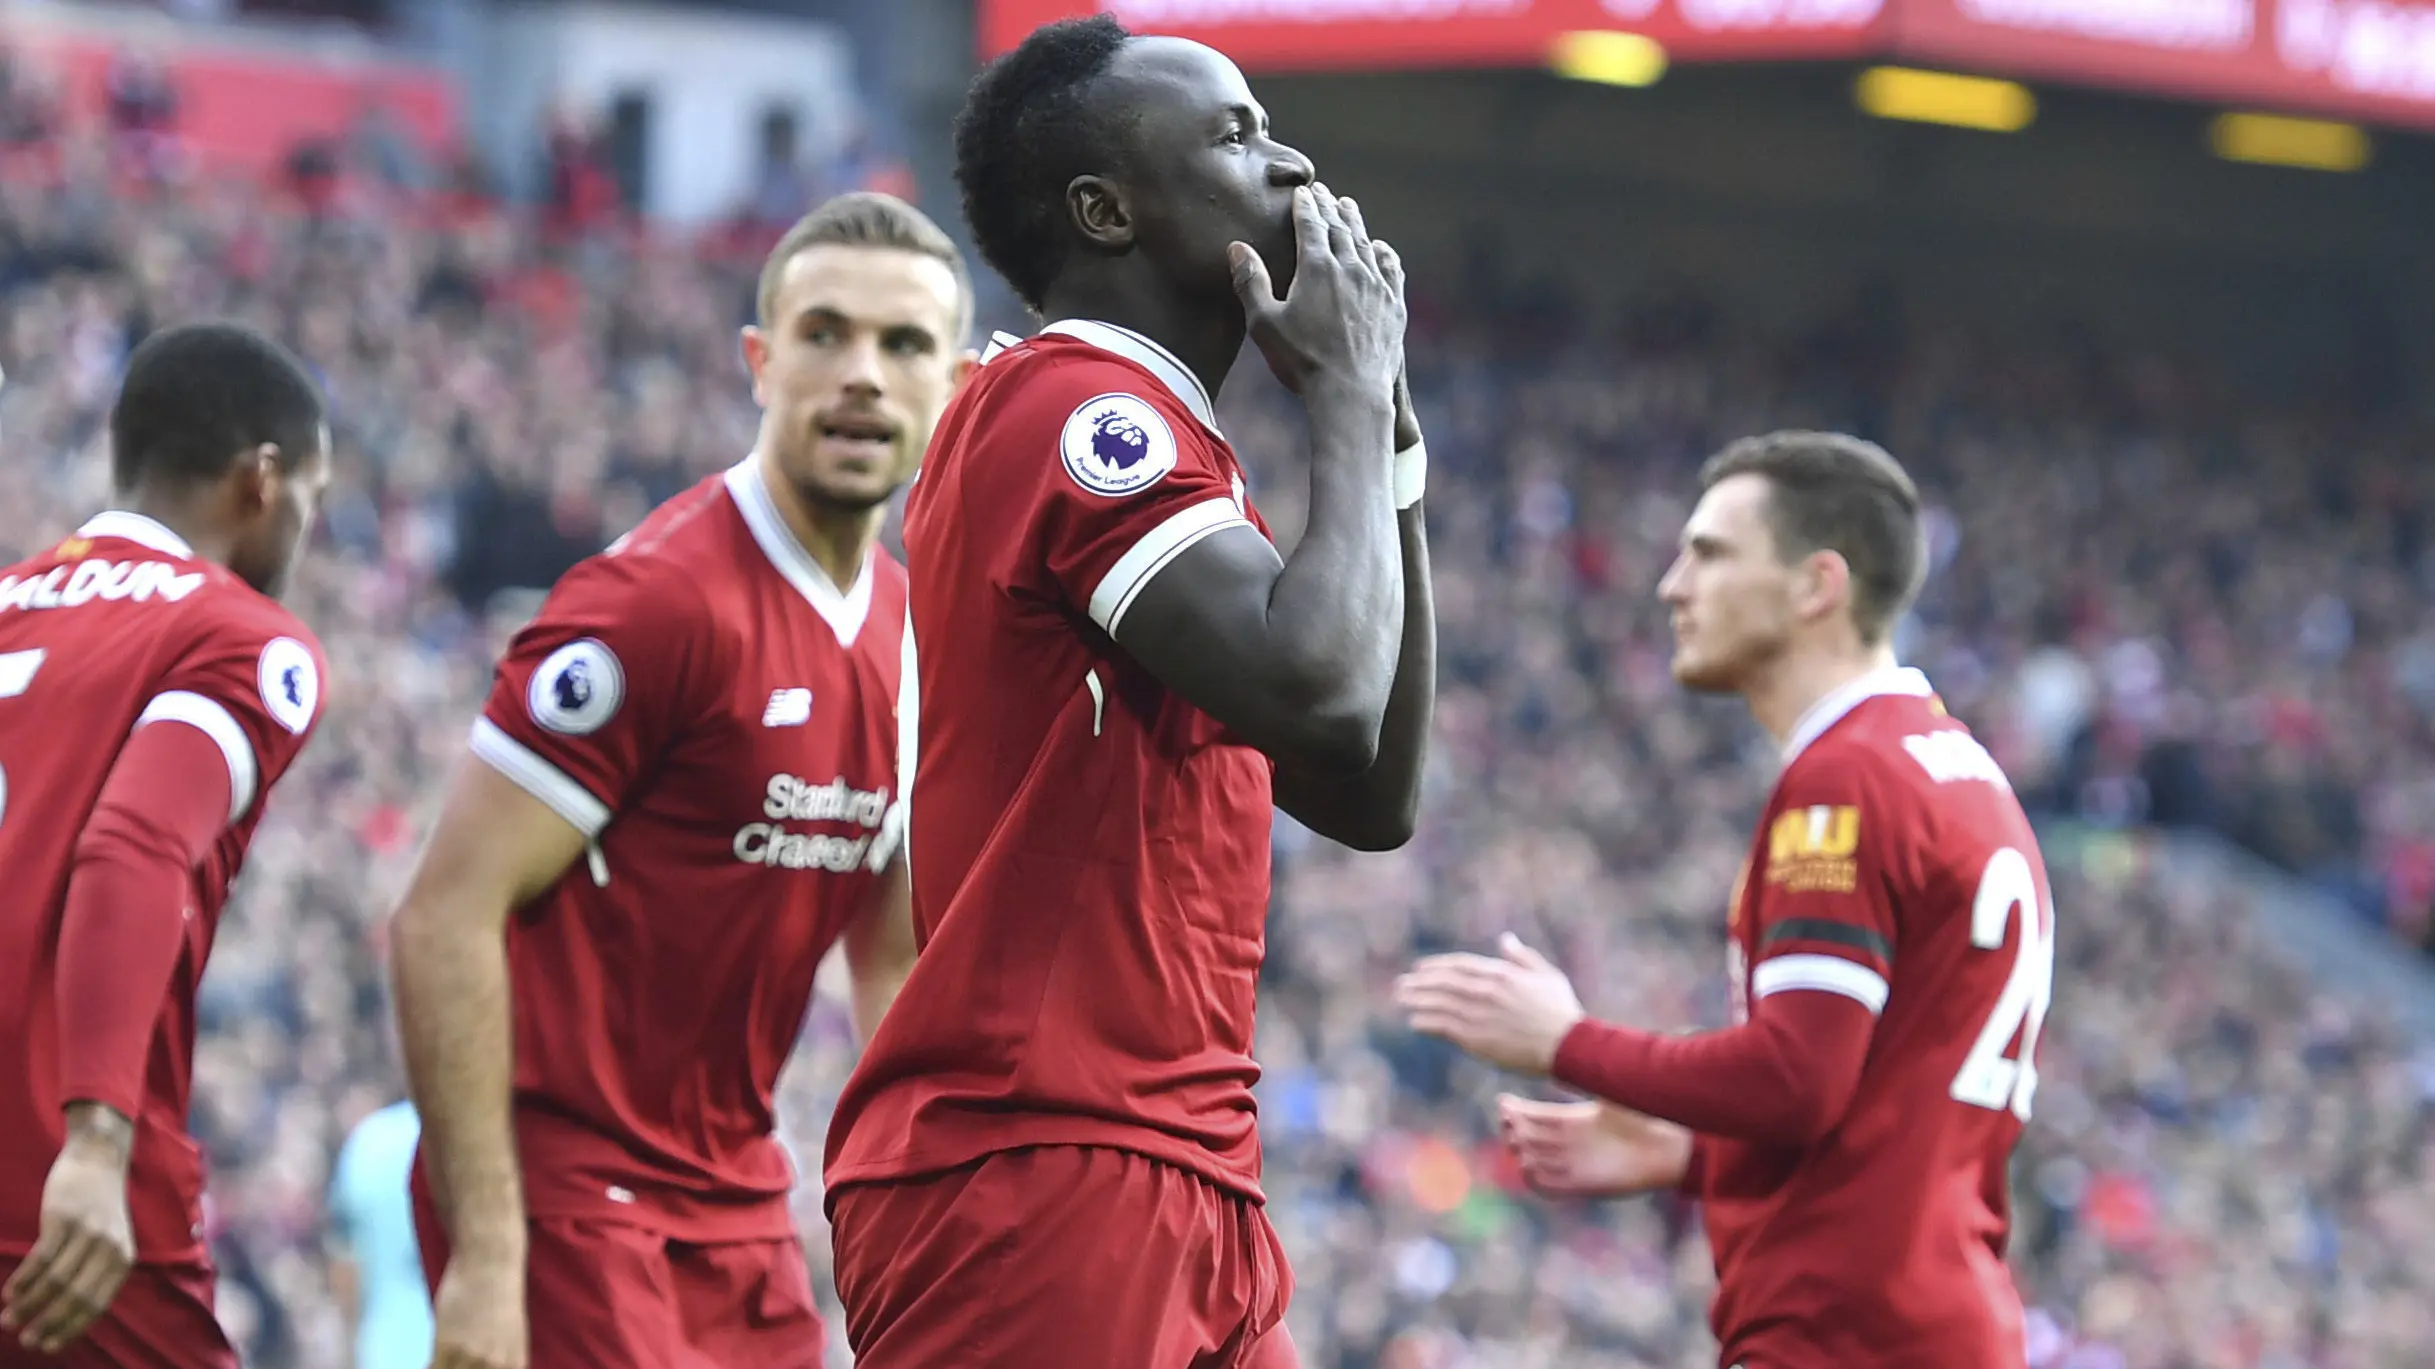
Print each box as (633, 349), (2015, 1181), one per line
(1268, 145), (1314, 189)
(1656, 557), (1691, 604)
(836, 333), (886, 395)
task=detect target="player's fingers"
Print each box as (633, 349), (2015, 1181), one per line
(1311, 182), (1358, 263)
(2, 1234), (70, 1336)
(1394, 980), (1476, 1015)
(1412, 952), (1501, 977)
(1374, 238), (1405, 298)
(1288, 186), (1329, 274)
(1499, 933), (1556, 972)
(1337, 196), (1382, 275)
(38, 1238), (126, 1349)
(1228, 243), (1279, 313)
(19, 1235), (104, 1350)
(62, 1246), (130, 1340)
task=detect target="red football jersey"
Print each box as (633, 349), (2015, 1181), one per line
(452, 460), (904, 1242)
(1704, 668), (2043, 1369)
(825, 320), (1277, 1205)
(0, 512), (326, 1264)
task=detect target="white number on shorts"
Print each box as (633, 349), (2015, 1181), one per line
(1948, 846), (2054, 1121)
(0, 648), (45, 828)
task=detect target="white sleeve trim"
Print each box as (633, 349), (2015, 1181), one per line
(1753, 953), (1890, 1015)
(469, 717), (613, 839)
(1088, 497), (1260, 637)
(136, 691), (259, 824)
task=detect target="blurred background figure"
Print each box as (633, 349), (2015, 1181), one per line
(325, 1100), (429, 1369)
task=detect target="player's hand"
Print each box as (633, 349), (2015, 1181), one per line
(1395, 933), (1586, 1076)
(1392, 365), (1422, 452)
(428, 1254), (529, 1369)
(1231, 183), (1406, 402)
(1, 1113), (136, 1353)
(1498, 1095), (1695, 1199)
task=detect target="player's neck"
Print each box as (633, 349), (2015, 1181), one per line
(121, 487), (235, 566)
(754, 459), (877, 592)
(1744, 643), (1903, 753)
(1038, 277), (1241, 409)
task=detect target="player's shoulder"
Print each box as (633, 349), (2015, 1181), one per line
(1785, 693), (2023, 853)
(534, 478), (735, 634)
(1780, 685), (1977, 798)
(958, 326), (1218, 497)
(155, 570), (326, 734)
(598, 471), (741, 568)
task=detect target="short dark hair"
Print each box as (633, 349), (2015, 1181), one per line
(110, 321), (325, 492)
(953, 15), (1131, 314)
(756, 192), (973, 339)
(1701, 430), (1926, 645)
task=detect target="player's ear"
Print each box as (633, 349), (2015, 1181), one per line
(1068, 175), (1134, 252)
(231, 442), (281, 517)
(951, 349), (979, 391)
(1799, 548), (1852, 626)
(740, 326), (773, 407)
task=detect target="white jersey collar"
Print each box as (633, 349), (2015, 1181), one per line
(77, 511), (195, 560)
(723, 457), (873, 648)
(1011, 319), (1220, 434)
(1782, 666), (1934, 764)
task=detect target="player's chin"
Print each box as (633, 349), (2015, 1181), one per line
(800, 472), (904, 514)
(1669, 651), (1739, 695)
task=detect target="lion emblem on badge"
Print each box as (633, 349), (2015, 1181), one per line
(1061, 393), (1178, 497)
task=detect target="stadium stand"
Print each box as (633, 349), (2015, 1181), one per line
(4, 102), (2434, 1369)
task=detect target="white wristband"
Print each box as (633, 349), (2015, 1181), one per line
(1393, 440), (1427, 511)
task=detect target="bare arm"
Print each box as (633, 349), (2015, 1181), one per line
(387, 760), (586, 1272)
(841, 858), (915, 1043)
(1273, 378), (1433, 850)
(1271, 504), (1431, 847)
(1115, 388), (1401, 772)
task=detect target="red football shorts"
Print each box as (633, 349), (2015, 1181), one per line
(411, 1179), (822, 1369)
(829, 1144), (1299, 1369)
(0, 1258), (233, 1369)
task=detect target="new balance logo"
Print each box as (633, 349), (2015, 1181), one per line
(763, 688), (813, 728)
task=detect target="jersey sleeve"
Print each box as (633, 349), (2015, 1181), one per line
(1747, 749), (1904, 1017)
(469, 557), (715, 842)
(1019, 361), (1260, 639)
(140, 607), (328, 825)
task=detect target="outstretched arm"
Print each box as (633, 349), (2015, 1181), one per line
(1397, 936), (1877, 1148)
(1550, 993), (1877, 1148)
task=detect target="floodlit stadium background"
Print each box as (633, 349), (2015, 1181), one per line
(5, 0), (2435, 1364)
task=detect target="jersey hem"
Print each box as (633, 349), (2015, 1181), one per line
(825, 1127), (1265, 1214)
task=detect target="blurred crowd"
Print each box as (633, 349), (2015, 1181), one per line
(5, 114), (2435, 1369)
